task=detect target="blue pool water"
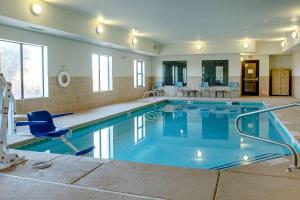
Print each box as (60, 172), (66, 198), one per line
(18, 101), (300, 169)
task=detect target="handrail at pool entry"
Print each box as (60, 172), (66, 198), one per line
(143, 90), (159, 100)
(235, 103), (300, 171)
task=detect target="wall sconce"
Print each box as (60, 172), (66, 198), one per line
(281, 41), (286, 48)
(196, 43), (202, 50)
(240, 57), (244, 62)
(132, 37), (138, 45)
(132, 28), (139, 36)
(30, 2), (43, 15)
(292, 30), (299, 39)
(96, 24), (104, 34)
(243, 41), (249, 49)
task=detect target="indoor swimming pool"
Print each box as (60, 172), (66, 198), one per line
(17, 100), (300, 170)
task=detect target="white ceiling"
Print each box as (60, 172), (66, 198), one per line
(46, 0), (300, 44)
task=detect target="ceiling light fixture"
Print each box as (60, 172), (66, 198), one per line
(132, 37), (138, 45)
(96, 24), (104, 34)
(292, 30), (299, 39)
(30, 2), (43, 15)
(281, 40), (286, 48)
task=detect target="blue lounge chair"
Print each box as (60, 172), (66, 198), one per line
(228, 82), (240, 98)
(17, 110), (94, 156)
(199, 82), (210, 97)
(175, 82), (183, 96)
(152, 81), (164, 96)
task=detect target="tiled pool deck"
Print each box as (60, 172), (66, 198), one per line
(2, 97), (300, 200)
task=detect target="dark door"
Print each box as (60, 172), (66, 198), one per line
(242, 60), (259, 96)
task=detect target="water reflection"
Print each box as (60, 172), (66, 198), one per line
(134, 115), (146, 144)
(24, 102), (295, 169)
(163, 111), (187, 137)
(201, 107), (229, 140)
(93, 126), (113, 159)
(240, 107), (260, 137)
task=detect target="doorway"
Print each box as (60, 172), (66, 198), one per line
(242, 60), (259, 96)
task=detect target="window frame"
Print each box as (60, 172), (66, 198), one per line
(202, 60), (229, 86)
(134, 60), (145, 88)
(0, 39), (47, 100)
(92, 53), (113, 92)
(163, 61), (187, 86)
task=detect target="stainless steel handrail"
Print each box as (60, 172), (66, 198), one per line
(143, 90), (159, 100)
(235, 103), (300, 171)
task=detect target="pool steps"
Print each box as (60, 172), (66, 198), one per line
(211, 153), (285, 170)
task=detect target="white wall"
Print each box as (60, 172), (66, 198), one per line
(291, 51), (300, 76)
(151, 54), (241, 78)
(0, 0), (159, 55)
(160, 41), (256, 55)
(291, 51), (300, 98)
(269, 55), (292, 69)
(0, 24), (152, 77)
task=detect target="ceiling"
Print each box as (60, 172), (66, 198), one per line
(45, 0), (300, 44)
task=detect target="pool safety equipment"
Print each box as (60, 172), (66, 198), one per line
(18, 110), (95, 156)
(58, 70), (71, 88)
(0, 74), (26, 170)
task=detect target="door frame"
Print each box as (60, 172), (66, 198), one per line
(241, 60), (259, 96)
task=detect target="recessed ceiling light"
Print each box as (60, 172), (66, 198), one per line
(96, 25), (104, 34)
(243, 155), (249, 161)
(281, 41), (286, 48)
(243, 42), (249, 49)
(292, 31), (299, 39)
(30, 2), (42, 15)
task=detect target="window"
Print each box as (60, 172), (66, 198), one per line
(92, 54), (113, 92)
(0, 39), (47, 99)
(202, 60), (228, 86)
(134, 60), (145, 88)
(163, 61), (187, 86)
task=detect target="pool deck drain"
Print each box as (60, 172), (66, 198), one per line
(3, 96), (300, 199)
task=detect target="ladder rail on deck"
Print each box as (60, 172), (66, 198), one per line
(143, 90), (159, 100)
(235, 103), (300, 171)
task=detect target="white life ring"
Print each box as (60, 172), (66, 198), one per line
(58, 71), (71, 88)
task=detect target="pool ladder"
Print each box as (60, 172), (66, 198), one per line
(143, 90), (159, 100)
(235, 103), (300, 171)
(145, 110), (160, 121)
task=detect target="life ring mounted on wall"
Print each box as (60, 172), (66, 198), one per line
(58, 70), (71, 88)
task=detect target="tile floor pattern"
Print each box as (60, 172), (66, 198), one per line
(2, 97), (300, 199)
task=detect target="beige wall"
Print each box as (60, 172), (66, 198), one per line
(0, 25), (152, 114)
(17, 76), (152, 113)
